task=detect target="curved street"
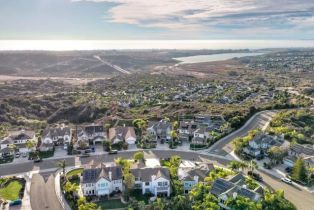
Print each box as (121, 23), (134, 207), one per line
(1, 107), (314, 210)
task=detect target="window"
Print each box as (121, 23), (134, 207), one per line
(145, 182), (150, 186)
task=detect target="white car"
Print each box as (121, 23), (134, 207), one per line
(281, 177), (292, 184)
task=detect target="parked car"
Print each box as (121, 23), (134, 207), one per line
(84, 149), (92, 154)
(285, 167), (292, 173)
(248, 171), (263, 181)
(34, 158), (42, 163)
(15, 152), (20, 158)
(22, 153), (27, 158)
(108, 150), (118, 155)
(281, 177), (292, 185)
(9, 199), (22, 206)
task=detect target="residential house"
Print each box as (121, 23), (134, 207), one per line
(178, 120), (199, 142)
(284, 144), (314, 167)
(0, 130), (36, 155)
(131, 167), (171, 197)
(75, 124), (106, 150)
(81, 163), (123, 197)
(191, 127), (210, 145)
(147, 120), (172, 142)
(40, 125), (72, 151)
(108, 126), (136, 145)
(178, 163), (214, 194)
(211, 174), (262, 209)
(243, 133), (287, 157)
(194, 115), (225, 131)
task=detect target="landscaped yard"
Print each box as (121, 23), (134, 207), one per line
(0, 180), (23, 201)
(96, 199), (127, 209)
(130, 189), (150, 204)
(66, 168), (83, 179)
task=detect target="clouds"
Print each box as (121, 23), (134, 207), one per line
(73, 0), (314, 34)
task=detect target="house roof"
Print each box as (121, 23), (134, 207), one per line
(228, 173), (245, 185)
(251, 134), (283, 146)
(43, 126), (71, 139)
(210, 178), (235, 196)
(237, 187), (259, 200)
(148, 120), (172, 132)
(82, 165), (123, 183)
(291, 143), (314, 156)
(108, 126), (136, 142)
(130, 167), (170, 182)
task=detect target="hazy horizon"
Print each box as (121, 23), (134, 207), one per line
(1, 40), (314, 51)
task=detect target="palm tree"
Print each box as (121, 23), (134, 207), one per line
(57, 159), (67, 177)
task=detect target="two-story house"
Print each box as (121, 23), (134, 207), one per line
(178, 121), (199, 142)
(191, 127), (210, 145)
(130, 167), (171, 197)
(147, 120), (172, 142)
(210, 174), (263, 209)
(81, 163), (123, 197)
(40, 125), (72, 151)
(0, 130), (36, 155)
(178, 163), (214, 194)
(243, 133), (287, 157)
(108, 126), (136, 145)
(75, 124), (106, 150)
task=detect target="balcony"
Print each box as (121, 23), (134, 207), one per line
(156, 186), (169, 191)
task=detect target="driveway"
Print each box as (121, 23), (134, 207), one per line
(30, 173), (62, 210)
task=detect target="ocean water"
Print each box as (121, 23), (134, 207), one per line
(174, 52), (264, 64)
(0, 40), (314, 51)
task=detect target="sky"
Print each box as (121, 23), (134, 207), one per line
(0, 0), (314, 40)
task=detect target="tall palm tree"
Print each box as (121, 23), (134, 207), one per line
(57, 159), (67, 177)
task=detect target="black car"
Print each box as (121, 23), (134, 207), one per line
(248, 171), (263, 181)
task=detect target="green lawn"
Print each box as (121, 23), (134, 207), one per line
(0, 181), (23, 201)
(96, 199), (127, 209)
(66, 168), (83, 178)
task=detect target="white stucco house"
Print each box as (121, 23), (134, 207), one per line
(40, 125), (72, 151)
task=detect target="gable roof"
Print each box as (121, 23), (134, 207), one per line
(82, 165), (122, 183)
(108, 126), (136, 142)
(130, 167), (170, 182)
(43, 126), (71, 139)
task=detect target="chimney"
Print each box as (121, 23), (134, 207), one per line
(194, 176), (199, 183)
(109, 171), (112, 180)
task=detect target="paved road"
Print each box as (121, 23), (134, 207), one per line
(207, 110), (277, 156)
(260, 171), (314, 210)
(30, 174), (62, 210)
(0, 150), (230, 176)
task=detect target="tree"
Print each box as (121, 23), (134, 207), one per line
(172, 121), (179, 130)
(228, 160), (247, 172)
(128, 200), (146, 210)
(268, 146), (286, 164)
(170, 130), (178, 140)
(189, 183), (219, 210)
(151, 198), (166, 210)
(123, 172), (135, 201)
(226, 196), (262, 210)
(291, 158), (308, 182)
(64, 181), (78, 199)
(133, 119), (147, 141)
(171, 195), (191, 210)
(77, 197), (100, 210)
(133, 151), (144, 162)
(26, 140), (36, 151)
(262, 189), (296, 210)
(57, 159), (67, 177)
